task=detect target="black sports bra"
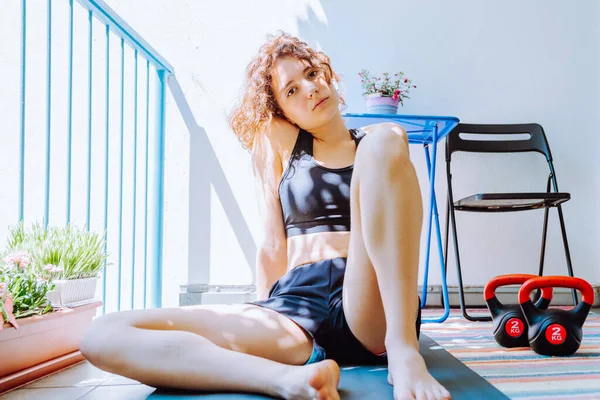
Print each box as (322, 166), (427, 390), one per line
(278, 128), (366, 238)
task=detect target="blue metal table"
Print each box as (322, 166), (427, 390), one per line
(343, 113), (460, 323)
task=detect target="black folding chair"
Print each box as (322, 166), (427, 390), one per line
(443, 123), (578, 322)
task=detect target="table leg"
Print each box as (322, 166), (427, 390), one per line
(419, 142), (434, 308)
(420, 125), (450, 323)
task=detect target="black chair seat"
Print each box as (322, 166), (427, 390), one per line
(454, 192), (570, 212)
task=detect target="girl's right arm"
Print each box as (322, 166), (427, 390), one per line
(251, 120), (291, 301)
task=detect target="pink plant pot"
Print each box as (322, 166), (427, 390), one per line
(365, 93), (399, 114)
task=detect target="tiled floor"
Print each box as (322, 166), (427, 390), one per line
(1, 362), (156, 399)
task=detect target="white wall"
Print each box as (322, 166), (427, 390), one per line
(108, 0), (600, 304)
(2, 1), (598, 307)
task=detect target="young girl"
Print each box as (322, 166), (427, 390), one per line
(80, 32), (451, 400)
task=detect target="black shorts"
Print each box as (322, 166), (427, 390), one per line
(249, 257), (421, 366)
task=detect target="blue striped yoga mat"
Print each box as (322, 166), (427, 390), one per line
(421, 308), (600, 400)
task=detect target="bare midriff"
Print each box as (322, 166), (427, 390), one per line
(286, 231), (351, 271)
(278, 127), (363, 272)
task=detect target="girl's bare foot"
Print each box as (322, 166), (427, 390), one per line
(387, 347), (451, 400)
(278, 359), (340, 400)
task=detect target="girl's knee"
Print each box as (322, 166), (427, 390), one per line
(356, 127), (412, 175)
(79, 313), (128, 365)
(357, 124), (409, 160)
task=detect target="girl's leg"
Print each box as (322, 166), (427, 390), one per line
(80, 303), (340, 399)
(342, 123), (451, 400)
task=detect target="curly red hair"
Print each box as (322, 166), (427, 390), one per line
(229, 31), (344, 151)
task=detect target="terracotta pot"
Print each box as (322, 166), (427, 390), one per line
(0, 301), (102, 394)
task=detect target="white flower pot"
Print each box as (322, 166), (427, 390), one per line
(46, 277), (99, 308)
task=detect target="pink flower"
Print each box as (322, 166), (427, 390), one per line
(3, 251), (31, 270)
(43, 264), (63, 274)
(404, 78), (408, 83)
(2, 255), (15, 269)
(413, 85), (417, 88)
(394, 89), (400, 95)
(392, 94), (399, 100)
(50, 266), (63, 274)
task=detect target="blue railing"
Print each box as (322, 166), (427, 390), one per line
(10, 0), (173, 314)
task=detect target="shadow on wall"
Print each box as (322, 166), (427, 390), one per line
(168, 3), (443, 286)
(168, 77), (257, 284)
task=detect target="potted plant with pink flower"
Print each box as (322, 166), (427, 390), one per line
(0, 222), (107, 393)
(359, 69), (417, 114)
(0, 250), (54, 326)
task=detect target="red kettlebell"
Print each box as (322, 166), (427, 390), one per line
(519, 276), (594, 356)
(484, 274), (553, 348)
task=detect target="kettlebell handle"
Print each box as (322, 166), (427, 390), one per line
(484, 274), (553, 302)
(519, 276), (595, 305)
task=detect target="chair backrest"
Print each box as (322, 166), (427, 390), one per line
(446, 123), (553, 163)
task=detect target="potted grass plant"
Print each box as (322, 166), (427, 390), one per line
(0, 222), (107, 393)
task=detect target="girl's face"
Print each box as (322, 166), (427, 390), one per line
(271, 57), (339, 131)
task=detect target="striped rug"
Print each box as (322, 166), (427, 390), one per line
(420, 308), (600, 399)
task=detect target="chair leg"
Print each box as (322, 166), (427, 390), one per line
(441, 195), (450, 309)
(538, 207), (549, 277)
(539, 174), (552, 279)
(557, 204), (578, 305)
(534, 206), (550, 304)
(448, 193), (492, 322)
